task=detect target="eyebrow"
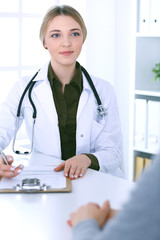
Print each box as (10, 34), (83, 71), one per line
(49, 28), (81, 33)
(70, 28), (81, 32)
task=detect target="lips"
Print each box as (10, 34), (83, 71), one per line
(60, 51), (73, 56)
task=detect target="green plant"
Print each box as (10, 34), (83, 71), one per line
(152, 63), (160, 82)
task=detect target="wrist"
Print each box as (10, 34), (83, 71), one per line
(80, 154), (91, 167)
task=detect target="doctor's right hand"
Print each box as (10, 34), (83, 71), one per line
(54, 154), (91, 179)
(0, 154), (24, 178)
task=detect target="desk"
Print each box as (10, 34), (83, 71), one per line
(0, 152), (135, 240)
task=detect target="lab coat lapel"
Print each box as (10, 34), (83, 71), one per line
(32, 63), (58, 125)
(77, 74), (92, 120)
(77, 90), (89, 120)
(33, 80), (58, 125)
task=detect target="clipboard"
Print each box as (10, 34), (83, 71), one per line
(0, 177), (71, 193)
(0, 166), (72, 193)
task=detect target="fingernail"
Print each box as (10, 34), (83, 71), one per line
(10, 167), (15, 171)
(9, 157), (13, 161)
(20, 164), (24, 169)
(71, 175), (74, 178)
(79, 173), (83, 177)
(74, 175), (78, 178)
(65, 173), (68, 177)
(17, 170), (22, 174)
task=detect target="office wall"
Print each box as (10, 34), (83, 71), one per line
(85, 0), (116, 86)
(114, 0), (135, 179)
(85, 0), (133, 178)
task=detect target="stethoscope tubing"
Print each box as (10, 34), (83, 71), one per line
(16, 70), (39, 118)
(16, 66), (102, 118)
(13, 65), (107, 155)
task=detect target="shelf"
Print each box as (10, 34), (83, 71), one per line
(136, 33), (160, 37)
(135, 90), (160, 97)
(135, 90), (160, 101)
(133, 146), (158, 155)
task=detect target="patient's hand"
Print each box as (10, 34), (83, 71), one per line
(68, 200), (117, 228)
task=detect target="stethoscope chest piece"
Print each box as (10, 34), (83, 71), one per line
(97, 105), (107, 119)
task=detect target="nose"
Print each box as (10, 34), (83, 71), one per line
(62, 36), (71, 47)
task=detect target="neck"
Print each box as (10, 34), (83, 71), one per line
(51, 60), (76, 86)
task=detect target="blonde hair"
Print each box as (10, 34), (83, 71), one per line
(39, 5), (87, 46)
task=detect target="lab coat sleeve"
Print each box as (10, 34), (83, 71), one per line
(91, 81), (122, 175)
(0, 79), (26, 151)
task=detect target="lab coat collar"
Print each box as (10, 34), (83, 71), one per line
(32, 62), (49, 82)
(32, 61), (94, 94)
(82, 72), (93, 93)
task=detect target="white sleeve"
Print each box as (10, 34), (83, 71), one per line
(0, 80), (24, 151)
(93, 83), (122, 175)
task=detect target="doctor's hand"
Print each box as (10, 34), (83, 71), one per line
(0, 154), (24, 178)
(54, 154), (91, 179)
(67, 200), (112, 228)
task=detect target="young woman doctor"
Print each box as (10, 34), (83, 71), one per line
(0, 5), (123, 179)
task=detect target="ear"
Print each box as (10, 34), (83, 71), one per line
(43, 41), (48, 50)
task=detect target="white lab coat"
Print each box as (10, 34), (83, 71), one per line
(0, 62), (123, 177)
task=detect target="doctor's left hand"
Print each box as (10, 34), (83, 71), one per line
(54, 154), (91, 179)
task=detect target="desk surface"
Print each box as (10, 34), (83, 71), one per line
(0, 152), (135, 240)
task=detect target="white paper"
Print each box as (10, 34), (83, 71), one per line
(0, 165), (66, 189)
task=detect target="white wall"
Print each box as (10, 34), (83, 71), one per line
(85, 0), (116, 87)
(85, 0), (134, 179)
(114, 0), (136, 179)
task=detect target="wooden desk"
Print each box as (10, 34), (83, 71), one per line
(0, 152), (135, 240)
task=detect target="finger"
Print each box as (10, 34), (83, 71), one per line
(0, 165), (16, 178)
(0, 164), (15, 172)
(54, 162), (65, 172)
(87, 202), (100, 208)
(74, 166), (82, 179)
(98, 201), (111, 224)
(0, 170), (14, 178)
(14, 164), (24, 177)
(79, 166), (87, 178)
(0, 155), (14, 164)
(68, 165), (77, 179)
(67, 219), (72, 227)
(108, 209), (119, 219)
(6, 155), (14, 164)
(0, 163), (24, 178)
(102, 200), (110, 210)
(63, 162), (72, 178)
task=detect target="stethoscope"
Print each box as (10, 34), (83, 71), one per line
(12, 66), (107, 155)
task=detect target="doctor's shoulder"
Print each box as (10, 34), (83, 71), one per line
(89, 75), (117, 101)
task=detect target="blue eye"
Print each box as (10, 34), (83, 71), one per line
(52, 34), (60, 38)
(72, 32), (80, 36)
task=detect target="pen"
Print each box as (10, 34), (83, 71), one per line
(0, 151), (15, 175)
(0, 151), (9, 165)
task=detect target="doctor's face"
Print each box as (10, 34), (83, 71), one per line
(44, 15), (84, 68)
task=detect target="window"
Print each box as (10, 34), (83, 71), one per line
(0, 0), (56, 103)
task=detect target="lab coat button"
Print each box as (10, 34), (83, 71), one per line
(80, 134), (83, 138)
